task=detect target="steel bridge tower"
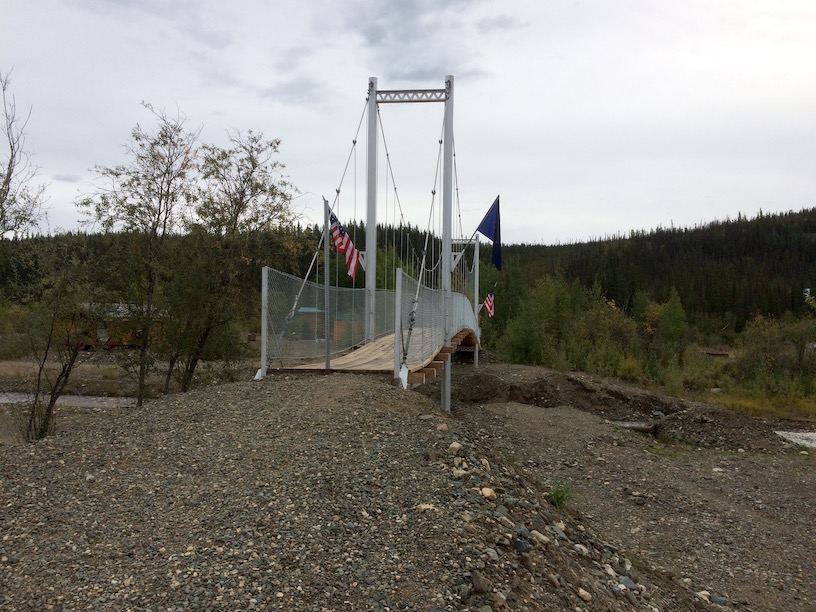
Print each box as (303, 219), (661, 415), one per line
(364, 75), (456, 411)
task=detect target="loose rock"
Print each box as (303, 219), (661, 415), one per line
(481, 487), (497, 501)
(471, 570), (493, 594)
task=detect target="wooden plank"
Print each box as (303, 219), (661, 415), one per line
(296, 333), (396, 372)
(292, 325), (478, 375)
(407, 371), (425, 385)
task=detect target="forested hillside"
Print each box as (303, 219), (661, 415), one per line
(4, 206), (816, 420)
(0, 227), (318, 312)
(488, 208), (816, 334)
(7, 208), (812, 332)
(472, 208), (816, 412)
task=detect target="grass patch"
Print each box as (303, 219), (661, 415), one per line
(705, 392), (816, 421)
(644, 443), (684, 459)
(0, 333), (30, 360)
(0, 358), (135, 396)
(0, 356), (258, 398)
(500, 449), (519, 465)
(654, 426), (677, 446)
(549, 481), (575, 510)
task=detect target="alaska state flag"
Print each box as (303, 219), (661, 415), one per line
(477, 196), (501, 271)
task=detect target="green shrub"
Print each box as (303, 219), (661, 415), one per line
(0, 333), (30, 359)
(0, 304), (32, 359)
(549, 481), (575, 510)
(617, 355), (645, 382)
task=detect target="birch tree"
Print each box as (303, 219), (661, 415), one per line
(1, 71), (46, 238)
(160, 129), (296, 391)
(79, 103), (199, 406)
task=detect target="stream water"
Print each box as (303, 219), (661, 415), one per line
(775, 430), (816, 449)
(0, 392), (136, 409)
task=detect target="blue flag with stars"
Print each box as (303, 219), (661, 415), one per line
(477, 196), (501, 271)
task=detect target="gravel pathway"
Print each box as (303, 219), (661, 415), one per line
(3, 372), (714, 610)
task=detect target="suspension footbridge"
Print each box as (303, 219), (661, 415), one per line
(255, 76), (496, 411)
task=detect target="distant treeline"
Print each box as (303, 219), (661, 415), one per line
(1, 226), (310, 312)
(488, 208), (816, 335)
(0, 220), (434, 307)
(4, 207), (816, 335)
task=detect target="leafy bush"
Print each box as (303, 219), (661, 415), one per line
(500, 275), (642, 378)
(732, 313), (816, 397)
(617, 355), (645, 382)
(0, 304), (30, 359)
(0, 333), (29, 360)
(549, 481), (574, 510)
(499, 275), (579, 366)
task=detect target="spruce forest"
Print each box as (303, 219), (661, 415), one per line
(500, 209), (816, 331)
(476, 208), (816, 419)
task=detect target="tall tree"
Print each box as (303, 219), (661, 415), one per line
(197, 129), (294, 236)
(1, 70), (46, 238)
(79, 103), (199, 405)
(160, 129), (295, 390)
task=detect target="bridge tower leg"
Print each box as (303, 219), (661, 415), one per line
(441, 75), (454, 412)
(361, 75), (457, 409)
(365, 77), (378, 343)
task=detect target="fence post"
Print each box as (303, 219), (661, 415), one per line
(254, 266), (269, 380)
(394, 269), (403, 385)
(474, 234), (480, 369)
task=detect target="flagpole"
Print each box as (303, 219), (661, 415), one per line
(323, 197), (331, 369)
(478, 282), (499, 314)
(473, 233), (480, 370)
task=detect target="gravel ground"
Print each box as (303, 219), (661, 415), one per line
(2, 366), (814, 610)
(446, 364), (816, 612)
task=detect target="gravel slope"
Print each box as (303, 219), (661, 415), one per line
(2, 368), (813, 610)
(0, 372), (692, 611)
(447, 364), (816, 611)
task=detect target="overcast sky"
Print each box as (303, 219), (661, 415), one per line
(4, 0), (816, 245)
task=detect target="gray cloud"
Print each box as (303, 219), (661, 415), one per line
(6, 0), (816, 244)
(53, 174), (82, 183)
(474, 12), (527, 34)
(341, 0), (491, 84)
(273, 42), (320, 74)
(256, 77), (330, 106)
(183, 25), (234, 52)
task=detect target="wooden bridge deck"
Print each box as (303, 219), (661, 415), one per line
(294, 327), (478, 385)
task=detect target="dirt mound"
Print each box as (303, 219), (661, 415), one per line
(445, 363), (804, 453)
(452, 366), (680, 417)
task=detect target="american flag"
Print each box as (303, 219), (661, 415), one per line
(483, 290), (495, 317)
(329, 211), (360, 281)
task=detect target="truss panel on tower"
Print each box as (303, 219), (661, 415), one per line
(376, 89), (448, 104)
